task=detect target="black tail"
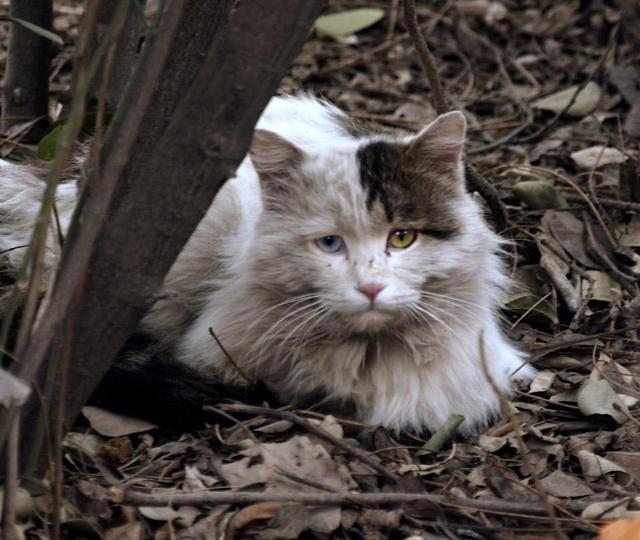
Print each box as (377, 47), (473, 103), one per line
(89, 334), (274, 432)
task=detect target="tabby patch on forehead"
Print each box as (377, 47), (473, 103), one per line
(355, 140), (461, 236)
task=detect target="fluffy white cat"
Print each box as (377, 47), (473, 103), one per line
(0, 95), (533, 433)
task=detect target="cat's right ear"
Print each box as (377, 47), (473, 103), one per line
(250, 129), (304, 187)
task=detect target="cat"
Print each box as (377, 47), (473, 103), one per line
(0, 95), (533, 434)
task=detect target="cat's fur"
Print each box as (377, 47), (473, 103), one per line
(0, 95), (532, 433)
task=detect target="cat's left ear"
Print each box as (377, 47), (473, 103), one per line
(409, 111), (466, 163)
(250, 129), (305, 187)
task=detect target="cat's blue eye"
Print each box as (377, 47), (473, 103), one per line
(316, 235), (344, 253)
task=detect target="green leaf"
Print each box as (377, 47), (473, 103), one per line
(577, 379), (626, 424)
(416, 414), (464, 455)
(512, 180), (567, 210)
(315, 8), (385, 38)
(0, 16), (63, 46)
(504, 292), (558, 325)
(36, 125), (63, 161)
(531, 81), (601, 117)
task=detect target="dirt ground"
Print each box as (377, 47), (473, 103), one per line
(2, 1), (640, 539)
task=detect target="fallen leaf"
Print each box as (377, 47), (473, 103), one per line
(539, 470), (594, 497)
(577, 449), (633, 485)
(581, 271), (622, 302)
(617, 216), (640, 248)
(504, 292), (558, 325)
(606, 452), (640, 485)
(100, 436), (134, 465)
(315, 8), (385, 38)
(219, 435), (355, 534)
(571, 146), (628, 169)
(82, 406), (157, 437)
(532, 82), (601, 117)
(256, 503), (310, 540)
(582, 499), (630, 521)
(478, 434), (508, 452)
(255, 420), (293, 434)
(599, 517), (640, 540)
(139, 506), (183, 522)
(529, 369), (556, 393)
(512, 181), (567, 210)
(544, 211), (598, 267)
(577, 379), (627, 424)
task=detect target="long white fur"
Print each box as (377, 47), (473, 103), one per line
(0, 95), (533, 434)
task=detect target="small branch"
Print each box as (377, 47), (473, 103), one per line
(403, 0), (507, 230)
(1, 413), (19, 540)
(208, 327), (250, 383)
(403, 0), (448, 114)
(539, 253), (580, 313)
(111, 487), (589, 518)
(564, 194), (640, 213)
(465, 163), (507, 230)
(214, 403), (400, 483)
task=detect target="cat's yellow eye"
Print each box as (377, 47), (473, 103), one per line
(388, 229), (417, 249)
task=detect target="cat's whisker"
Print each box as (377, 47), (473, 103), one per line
(249, 301), (321, 360)
(252, 299), (328, 359)
(409, 303), (455, 336)
(419, 290), (492, 313)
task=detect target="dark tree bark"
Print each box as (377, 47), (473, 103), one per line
(12, 0), (325, 477)
(1, 0), (52, 140)
(90, 0), (145, 111)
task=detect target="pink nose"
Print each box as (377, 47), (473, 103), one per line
(357, 283), (386, 302)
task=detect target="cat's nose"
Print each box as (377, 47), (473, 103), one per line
(357, 283), (386, 302)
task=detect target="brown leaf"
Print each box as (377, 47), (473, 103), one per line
(599, 518), (640, 540)
(539, 470), (594, 498)
(82, 406), (157, 437)
(224, 502), (303, 540)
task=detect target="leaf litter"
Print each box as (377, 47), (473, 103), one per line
(2, 0), (640, 538)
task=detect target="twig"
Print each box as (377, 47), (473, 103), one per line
(465, 163), (508, 230)
(208, 327), (250, 383)
(213, 403), (400, 483)
(538, 254), (579, 313)
(403, 0), (507, 229)
(563, 194), (640, 213)
(1, 413), (19, 540)
(479, 333), (568, 540)
(531, 324), (640, 357)
(403, 0), (448, 114)
(111, 487), (589, 518)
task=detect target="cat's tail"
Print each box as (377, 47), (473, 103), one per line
(0, 159), (78, 274)
(88, 334), (275, 431)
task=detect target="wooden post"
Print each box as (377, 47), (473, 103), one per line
(1, 0), (53, 140)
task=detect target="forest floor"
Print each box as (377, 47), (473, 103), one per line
(2, 1), (640, 539)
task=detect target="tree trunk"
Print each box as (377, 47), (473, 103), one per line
(89, 0), (146, 111)
(1, 0), (52, 140)
(12, 0), (325, 478)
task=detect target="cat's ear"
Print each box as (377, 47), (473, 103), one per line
(250, 129), (304, 185)
(409, 111), (466, 163)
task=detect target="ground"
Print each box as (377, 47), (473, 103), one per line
(1, 1), (640, 539)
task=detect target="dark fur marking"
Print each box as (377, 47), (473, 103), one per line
(356, 141), (462, 234)
(88, 333), (276, 431)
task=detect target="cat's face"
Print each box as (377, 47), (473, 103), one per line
(250, 113), (489, 336)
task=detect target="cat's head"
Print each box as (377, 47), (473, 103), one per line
(249, 111), (499, 336)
